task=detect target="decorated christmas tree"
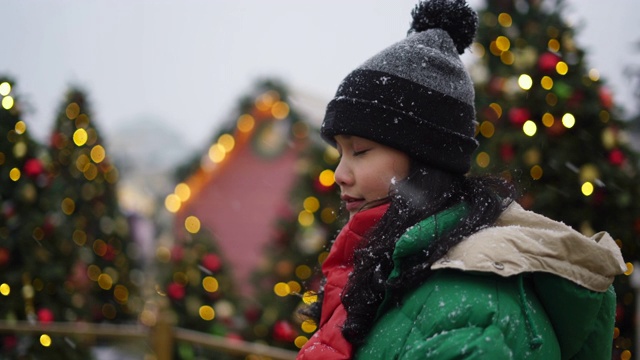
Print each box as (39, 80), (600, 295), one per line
(47, 87), (139, 325)
(166, 80), (342, 352)
(245, 121), (342, 351)
(0, 78), (91, 358)
(155, 218), (243, 359)
(469, 0), (640, 357)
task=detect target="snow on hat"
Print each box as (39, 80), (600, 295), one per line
(321, 0), (479, 174)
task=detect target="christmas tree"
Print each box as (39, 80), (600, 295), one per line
(469, 0), (640, 357)
(47, 87), (139, 325)
(167, 80), (342, 352)
(245, 125), (342, 351)
(0, 78), (92, 358)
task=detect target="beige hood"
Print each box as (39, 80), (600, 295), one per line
(432, 202), (627, 292)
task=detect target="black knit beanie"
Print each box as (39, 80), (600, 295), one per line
(321, 0), (479, 174)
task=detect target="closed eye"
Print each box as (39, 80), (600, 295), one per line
(353, 149), (370, 156)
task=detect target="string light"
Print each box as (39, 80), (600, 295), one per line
(174, 183), (191, 202)
(562, 113), (575, 128)
(2, 96), (14, 110)
(73, 128), (88, 146)
(0, 283), (10, 296)
(294, 336), (309, 348)
(303, 196), (320, 213)
(271, 101), (290, 119)
(0, 81), (11, 95)
(185, 216), (201, 234)
(237, 114), (255, 132)
(39, 334), (52, 347)
(9, 168), (20, 181)
(479, 121), (495, 138)
(318, 169), (335, 187)
(517, 74), (533, 90)
(165, 194), (181, 213)
(556, 61), (569, 75)
(541, 113), (554, 127)
(523, 120), (537, 136)
(199, 305), (215, 321)
(90, 145), (106, 163)
(498, 13), (512, 27)
(476, 152), (490, 168)
(540, 76), (553, 90)
(581, 182), (594, 196)
(66, 103), (80, 120)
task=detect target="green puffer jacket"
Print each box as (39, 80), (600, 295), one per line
(356, 202), (626, 359)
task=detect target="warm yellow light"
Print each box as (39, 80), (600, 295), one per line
(0, 283), (10, 296)
(295, 265), (312, 280)
(61, 197), (75, 215)
(530, 165), (543, 180)
(174, 183), (191, 202)
(540, 76), (553, 90)
(237, 114), (255, 132)
(489, 103), (503, 118)
(548, 39), (560, 52)
(73, 229), (87, 246)
(541, 113), (554, 127)
(66, 103), (80, 120)
(199, 305), (215, 321)
(298, 210), (314, 227)
(624, 262), (634, 276)
(476, 152), (490, 168)
(518, 74), (533, 90)
(301, 319), (317, 333)
(14, 121), (26, 134)
(303, 196), (320, 213)
(288, 281), (302, 294)
(523, 120), (537, 136)
(98, 273), (113, 290)
(556, 61), (568, 75)
(217, 134), (235, 153)
(295, 336), (309, 349)
(272, 101), (290, 119)
(87, 265), (101, 281)
(621, 350), (632, 360)
(320, 207), (337, 224)
(318, 169), (335, 187)
(588, 69), (600, 81)
(323, 146), (340, 164)
(498, 13), (512, 27)
(500, 51), (515, 65)
(495, 36), (511, 51)
(274, 282), (291, 297)
(581, 182), (594, 196)
(90, 145), (106, 163)
(114, 285), (129, 304)
(9, 168), (21, 181)
(203, 276), (219, 292)
(562, 113), (575, 128)
(40, 334), (52, 347)
(302, 291), (318, 304)
(2, 96), (14, 110)
(208, 143), (226, 163)
(479, 121), (495, 138)
(73, 128), (88, 146)
(185, 215), (201, 234)
(83, 163), (98, 181)
(165, 194), (181, 213)
(0, 82), (11, 96)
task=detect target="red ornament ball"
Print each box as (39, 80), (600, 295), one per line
(538, 52), (560, 73)
(499, 143), (515, 162)
(272, 320), (297, 342)
(202, 253), (221, 273)
(23, 158), (44, 178)
(37, 308), (55, 323)
(167, 282), (186, 301)
(508, 107), (530, 126)
(0, 247), (9, 267)
(171, 245), (184, 262)
(599, 87), (614, 109)
(608, 149), (625, 166)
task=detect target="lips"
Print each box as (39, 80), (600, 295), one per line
(341, 195), (365, 213)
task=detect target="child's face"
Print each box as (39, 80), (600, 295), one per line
(334, 135), (410, 219)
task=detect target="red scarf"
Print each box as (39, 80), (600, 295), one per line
(297, 204), (388, 359)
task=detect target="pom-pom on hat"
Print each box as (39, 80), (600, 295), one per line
(321, 0), (479, 174)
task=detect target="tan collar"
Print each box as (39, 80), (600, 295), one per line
(432, 202), (626, 292)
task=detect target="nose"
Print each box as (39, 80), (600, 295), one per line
(334, 157), (353, 187)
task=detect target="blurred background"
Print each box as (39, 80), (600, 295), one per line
(1, 0), (640, 359)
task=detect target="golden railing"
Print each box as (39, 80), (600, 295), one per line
(0, 320), (298, 360)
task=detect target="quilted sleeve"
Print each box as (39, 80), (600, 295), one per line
(399, 325), (513, 359)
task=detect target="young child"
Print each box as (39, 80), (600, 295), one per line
(297, 0), (626, 359)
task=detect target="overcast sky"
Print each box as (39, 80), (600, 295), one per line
(2, 0), (639, 150)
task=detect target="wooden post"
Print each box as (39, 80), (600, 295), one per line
(150, 300), (176, 360)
